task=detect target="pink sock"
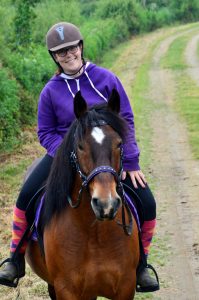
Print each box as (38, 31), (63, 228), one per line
(141, 219), (156, 256)
(10, 206), (28, 254)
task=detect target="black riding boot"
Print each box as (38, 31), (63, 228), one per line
(136, 262), (159, 293)
(0, 253), (25, 288)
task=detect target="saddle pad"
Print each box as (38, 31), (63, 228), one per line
(31, 194), (45, 241)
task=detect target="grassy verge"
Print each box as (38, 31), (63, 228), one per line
(176, 73), (199, 159)
(160, 35), (189, 69)
(160, 31), (199, 159)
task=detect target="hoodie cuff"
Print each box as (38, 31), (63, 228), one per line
(122, 157), (140, 172)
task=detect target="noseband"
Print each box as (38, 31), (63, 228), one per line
(70, 146), (133, 236)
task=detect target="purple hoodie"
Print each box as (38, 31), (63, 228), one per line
(37, 62), (140, 171)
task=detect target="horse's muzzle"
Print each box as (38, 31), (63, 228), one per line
(91, 196), (121, 220)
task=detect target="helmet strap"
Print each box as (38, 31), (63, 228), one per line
(63, 60), (86, 77)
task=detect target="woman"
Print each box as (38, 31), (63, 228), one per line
(0, 22), (159, 292)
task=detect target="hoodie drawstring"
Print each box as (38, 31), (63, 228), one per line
(64, 79), (75, 98)
(61, 63), (107, 102)
(84, 71), (107, 102)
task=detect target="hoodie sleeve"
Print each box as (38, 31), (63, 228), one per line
(37, 90), (63, 157)
(114, 77), (140, 171)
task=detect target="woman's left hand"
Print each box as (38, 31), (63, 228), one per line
(122, 170), (147, 189)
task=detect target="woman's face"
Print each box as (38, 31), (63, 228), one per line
(54, 44), (83, 75)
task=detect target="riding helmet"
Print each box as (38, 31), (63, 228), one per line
(46, 22), (83, 52)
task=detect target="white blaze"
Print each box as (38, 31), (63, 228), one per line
(91, 127), (105, 144)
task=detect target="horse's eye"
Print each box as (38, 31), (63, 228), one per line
(117, 142), (122, 148)
(78, 144), (84, 151)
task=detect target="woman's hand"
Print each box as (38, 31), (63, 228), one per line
(122, 170), (147, 189)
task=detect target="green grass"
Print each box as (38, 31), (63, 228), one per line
(160, 36), (189, 69)
(175, 73), (199, 159)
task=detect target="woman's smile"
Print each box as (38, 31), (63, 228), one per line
(54, 45), (83, 76)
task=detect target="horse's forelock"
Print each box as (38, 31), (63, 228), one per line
(77, 106), (127, 141)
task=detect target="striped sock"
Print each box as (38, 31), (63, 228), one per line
(10, 206), (28, 254)
(141, 219), (156, 256)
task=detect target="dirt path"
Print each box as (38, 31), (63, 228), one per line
(149, 30), (199, 299)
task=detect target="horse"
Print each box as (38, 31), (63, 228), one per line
(26, 89), (140, 300)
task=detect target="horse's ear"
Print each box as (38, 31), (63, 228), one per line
(74, 91), (88, 118)
(108, 89), (120, 114)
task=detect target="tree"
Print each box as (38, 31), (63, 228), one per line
(14, 0), (40, 47)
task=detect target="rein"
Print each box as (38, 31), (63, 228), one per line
(69, 149), (133, 236)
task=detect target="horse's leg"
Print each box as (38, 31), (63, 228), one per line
(112, 273), (136, 300)
(113, 292), (135, 300)
(48, 284), (56, 300)
(55, 288), (79, 300)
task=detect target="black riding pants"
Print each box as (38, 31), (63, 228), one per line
(16, 154), (156, 222)
(122, 175), (156, 222)
(16, 154), (53, 210)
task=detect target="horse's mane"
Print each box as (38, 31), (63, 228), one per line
(41, 104), (127, 230)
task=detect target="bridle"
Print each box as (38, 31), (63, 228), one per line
(69, 143), (133, 236)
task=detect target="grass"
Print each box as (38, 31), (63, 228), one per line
(160, 35), (189, 70)
(175, 73), (199, 159)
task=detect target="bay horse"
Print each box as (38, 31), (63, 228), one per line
(26, 89), (139, 300)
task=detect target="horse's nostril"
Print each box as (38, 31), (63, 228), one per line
(115, 197), (121, 209)
(92, 197), (99, 207)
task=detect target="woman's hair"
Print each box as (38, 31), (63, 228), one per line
(55, 67), (62, 75)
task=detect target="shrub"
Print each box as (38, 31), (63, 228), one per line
(32, 0), (82, 44)
(156, 7), (173, 27)
(0, 69), (20, 151)
(2, 44), (56, 125)
(83, 17), (129, 61)
(95, 0), (144, 33)
(169, 0), (199, 22)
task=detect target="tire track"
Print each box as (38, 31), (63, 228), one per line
(185, 33), (199, 85)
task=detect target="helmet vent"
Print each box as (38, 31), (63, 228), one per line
(55, 26), (65, 41)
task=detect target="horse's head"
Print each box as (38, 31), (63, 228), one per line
(72, 89), (126, 221)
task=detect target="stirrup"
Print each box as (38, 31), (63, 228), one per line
(136, 263), (160, 293)
(0, 258), (20, 288)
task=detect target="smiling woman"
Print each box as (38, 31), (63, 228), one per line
(46, 22), (85, 77)
(53, 43), (83, 75)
